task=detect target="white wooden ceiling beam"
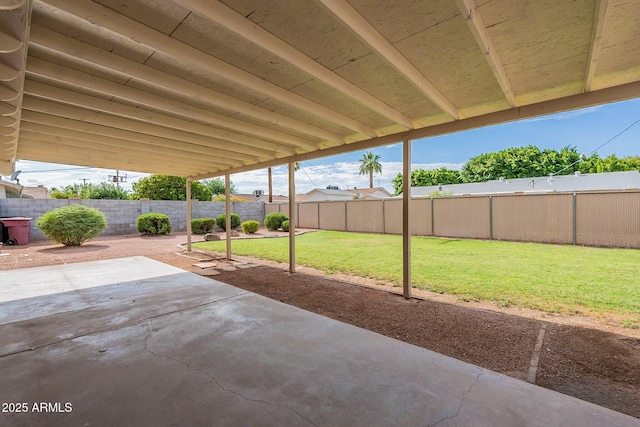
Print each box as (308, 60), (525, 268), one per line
(191, 80), (640, 180)
(18, 139), (210, 177)
(19, 130), (228, 170)
(177, 0), (416, 129)
(314, 0), (460, 120)
(20, 122), (241, 168)
(0, 0), (30, 173)
(0, 29), (22, 53)
(455, 0), (517, 107)
(583, 0), (609, 92)
(28, 26), (348, 146)
(23, 80), (296, 157)
(27, 57), (321, 151)
(38, 1), (381, 137)
(0, 0), (26, 11)
(21, 97), (280, 161)
(21, 111), (252, 164)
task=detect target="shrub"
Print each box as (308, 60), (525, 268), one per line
(137, 213), (172, 235)
(191, 217), (215, 234)
(281, 220), (290, 232)
(241, 220), (260, 234)
(216, 213), (241, 231)
(264, 212), (288, 231)
(36, 204), (107, 246)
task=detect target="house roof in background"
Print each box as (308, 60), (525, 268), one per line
(348, 187), (392, 196)
(410, 171), (640, 196)
(0, 179), (24, 198)
(2, 0), (640, 178)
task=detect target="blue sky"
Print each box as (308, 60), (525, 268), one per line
(10, 97), (640, 195)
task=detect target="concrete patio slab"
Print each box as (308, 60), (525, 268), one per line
(0, 257), (638, 427)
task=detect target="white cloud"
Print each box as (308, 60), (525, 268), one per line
(13, 159), (464, 197)
(230, 161), (464, 195)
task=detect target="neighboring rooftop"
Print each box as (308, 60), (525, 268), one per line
(409, 171), (640, 197)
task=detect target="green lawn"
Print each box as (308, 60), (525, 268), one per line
(194, 231), (640, 327)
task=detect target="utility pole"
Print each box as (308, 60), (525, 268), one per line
(79, 178), (90, 186)
(108, 170), (127, 188)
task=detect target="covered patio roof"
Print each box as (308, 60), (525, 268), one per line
(1, 0), (640, 178)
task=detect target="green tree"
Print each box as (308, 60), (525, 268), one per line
(392, 167), (461, 196)
(619, 156), (640, 171)
(83, 183), (129, 199)
(203, 178), (236, 195)
(577, 153), (638, 173)
(50, 183), (129, 199)
(460, 145), (582, 182)
(358, 152), (382, 188)
(50, 183), (83, 199)
(131, 175), (212, 201)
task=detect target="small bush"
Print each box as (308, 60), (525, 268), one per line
(241, 220), (260, 234)
(216, 213), (241, 231)
(264, 212), (288, 231)
(191, 217), (215, 234)
(281, 220), (290, 232)
(137, 213), (172, 235)
(36, 204), (107, 246)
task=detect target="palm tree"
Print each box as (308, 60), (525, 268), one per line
(268, 162), (300, 203)
(359, 152), (382, 188)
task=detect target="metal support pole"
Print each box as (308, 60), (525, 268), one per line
(288, 162), (296, 273)
(186, 178), (192, 251)
(431, 197), (435, 236)
(573, 193), (577, 245)
(225, 173), (231, 260)
(489, 195), (493, 240)
(344, 201), (348, 231)
(402, 137), (412, 299)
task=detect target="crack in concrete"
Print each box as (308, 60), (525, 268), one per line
(427, 368), (483, 427)
(0, 291), (251, 359)
(143, 319), (317, 427)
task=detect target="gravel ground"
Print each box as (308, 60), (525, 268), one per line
(2, 232), (639, 418)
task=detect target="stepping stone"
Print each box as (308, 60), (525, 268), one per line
(221, 266), (237, 272)
(196, 269), (221, 276)
(247, 264), (261, 268)
(236, 264), (252, 269)
(193, 262), (217, 269)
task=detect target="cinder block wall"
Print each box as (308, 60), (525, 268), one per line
(0, 199), (265, 241)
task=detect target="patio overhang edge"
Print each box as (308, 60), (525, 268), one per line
(188, 80), (640, 181)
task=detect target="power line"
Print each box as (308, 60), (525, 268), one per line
(298, 164), (317, 188)
(532, 117), (640, 185)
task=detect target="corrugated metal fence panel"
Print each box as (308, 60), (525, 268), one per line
(411, 198), (432, 236)
(319, 202), (347, 231)
(493, 194), (573, 244)
(576, 192), (640, 248)
(434, 197), (490, 239)
(383, 199), (402, 234)
(299, 203), (319, 228)
(346, 200), (383, 233)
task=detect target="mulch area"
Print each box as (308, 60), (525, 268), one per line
(2, 233), (639, 418)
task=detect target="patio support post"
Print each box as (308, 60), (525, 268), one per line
(186, 177), (192, 251)
(402, 136), (412, 299)
(225, 173), (231, 260)
(289, 161), (296, 273)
